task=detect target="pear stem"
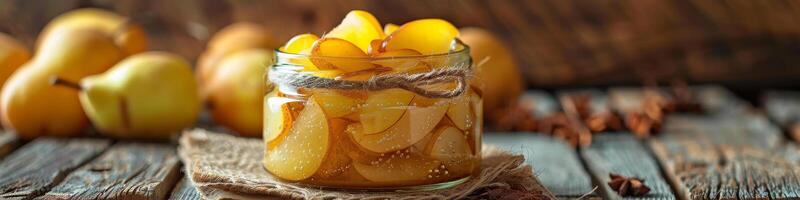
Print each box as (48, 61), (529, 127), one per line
(49, 76), (82, 90)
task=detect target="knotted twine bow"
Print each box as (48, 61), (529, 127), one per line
(268, 61), (474, 98)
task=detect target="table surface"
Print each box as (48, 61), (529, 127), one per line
(0, 86), (798, 200)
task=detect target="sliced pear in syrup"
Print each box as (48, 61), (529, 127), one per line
(281, 33), (319, 54)
(469, 92), (483, 154)
(350, 97), (448, 153)
(426, 126), (475, 176)
(383, 19), (460, 55)
(314, 119), (352, 178)
(353, 153), (441, 183)
(310, 38), (374, 72)
(263, 96), (330, 181)
(446, 93), (473, 130)
(384, 23), (399, 35)
(263, 90), (297, 144)
(325, 10), (385, 53)
(371, 49), (431, 74)
(359, 89), (414, 134)
(313, 89), (363, 118)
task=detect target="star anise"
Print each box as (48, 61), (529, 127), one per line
(586, 112), (623, 132)
(668, 79), (703, 113)
(491, 103), (538, 132)
(607, 173), (651, 197)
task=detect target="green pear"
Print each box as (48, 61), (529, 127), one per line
(58, 52), (200, 139)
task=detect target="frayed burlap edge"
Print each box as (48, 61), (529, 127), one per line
(179, 129), (555, 200)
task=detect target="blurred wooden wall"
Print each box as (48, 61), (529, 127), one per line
(2, 0), (800, 89)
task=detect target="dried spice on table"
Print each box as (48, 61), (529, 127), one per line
(562, 93), (623, 133)
(624, 92), (666, 138)
(537, 113), (590, 147)
(607, 173), (651, 197)
(666, 80), (704, 113)
(490, 102), (538, 132)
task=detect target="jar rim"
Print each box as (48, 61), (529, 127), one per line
(274, 44), (471, 61)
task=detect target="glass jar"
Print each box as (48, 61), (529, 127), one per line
(262, 45), (481, 190)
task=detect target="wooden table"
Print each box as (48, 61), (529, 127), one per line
(0, 86), (799, 200)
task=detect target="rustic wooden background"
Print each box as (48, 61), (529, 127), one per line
(2, 0), (800, 89)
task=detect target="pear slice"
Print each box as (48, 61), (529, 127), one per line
(310, 38), (374, 72)
(325, 10), (385, 53)
(281, 33), (319, 54)
(426, 126), (475, 176)
(314, 119), (352, 178)
(367, 39), (384, 55)
(281, 34), (319, 70)
(353, 153), (441, 183)
(359, 89), (415, 134)
(469, 92), (483, 154)
(383, 19), (460, 55)
(371, 49), (432, 74)
(312, 89), (363, 118)
(384, 23), (399, 35)
(263, 96), (329, 181)
(263, 90), (297, 143)
(446, 93), (473, 130)
(350, 98), (448, 153)
(306, 69), (344, 79)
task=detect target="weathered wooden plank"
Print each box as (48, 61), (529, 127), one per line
(651, 114), (800, 199)
(169, 177), (201, 200)
(484, 133), (597, 198)
(763, 90), (800, 142)
(691, 85), (748, 115)
(40, 143), (180, 200)
(662, 114), (782, 149)
(558, 89), (612, 114)
(520, 91), (559, 117)
(0, 132), (19, 161)
(609, 85), (747, 116)
(581, 134), (675, 200)
(608, 87), (665, 116)
(0, 138), (111, 200)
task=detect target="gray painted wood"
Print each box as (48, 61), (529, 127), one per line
(520, 91), (559, 117)
(651, 113), (800, 199)
(581, 134), (675, 200)
(662, 114), (782, 149)
(0, 132), (19, 161)
(484, 133), (597, 198)
(609, 85), (748, 116)
(558, 89), (612, 114)
(40, 143), (180, 200)
(169, 177), (202, 200)
(0, 138), (111, 200)
(691, 85), (749, 115)
(763, 90), (800, 142)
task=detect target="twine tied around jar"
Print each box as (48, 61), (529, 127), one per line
(268, 59), (479, 98)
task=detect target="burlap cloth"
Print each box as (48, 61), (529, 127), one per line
(178, 129), (556, 199)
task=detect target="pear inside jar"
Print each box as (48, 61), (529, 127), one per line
(263, 10), (480, 189)
(263, 50), (480, 189)
(263, 84), (481, 188)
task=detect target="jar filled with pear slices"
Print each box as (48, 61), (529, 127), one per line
(262, 10), (482, 190)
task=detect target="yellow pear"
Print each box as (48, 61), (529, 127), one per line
(38, 8), (148, 55)
(459, 27), (523, 115)
(205, 49), (273, 137)
(58, 52), (199, 140)
(1, 29), (124, 139)
(0, 33), (30, 94)
(197, 22), (277, 94)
